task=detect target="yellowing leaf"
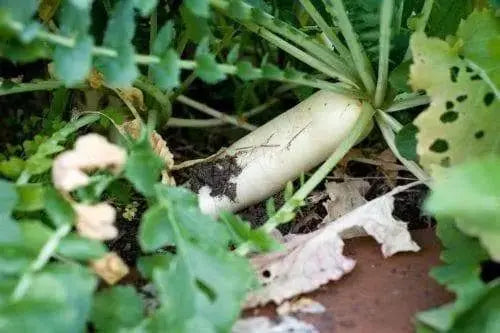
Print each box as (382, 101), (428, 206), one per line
(91, 252), (129, 285)
(245, 195), (419, 308)
(52, 134), (126, 192)
(410, 33), (500, 175)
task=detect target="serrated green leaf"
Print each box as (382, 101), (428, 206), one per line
(91, 286), (145, 333)
(151, 49), (181, 90)
(139, 205), (174, 252)
(125, 131), (164, 197)
(54, 36), (93, 86)
(180, 5), (210, 42)
(262, 64), (284, 79)
(457, 9), (500, 96)
(57, 233), (107, 260)
(410, 33), (500, 176)
(0, 0), (38, 23)
(152, 21), (175, 56)
(96, 0), (138, 86)
(184, 0), (209, 17)
(425, 157), (500, 261)
(236, 61), (261, 81)
(15, 183), (45, 211)
(195, 54), (226, 84)
(219, 211), (280, 252)
(44, 187), (75, 227)
(395, 123), (419, 162)
(0, 179), (22, 245)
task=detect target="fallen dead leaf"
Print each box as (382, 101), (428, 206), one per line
(88, 69), (105, 89)
(52, 133), (126, 192)
(322, 177), (369, 222)
(115, 87), (145, 112)
(276, 298), (325, 316)
(245, 193), (420, 308)
(74, 202), (118, 241)
(376, 149), (400, 186)
(91, 252), (129, 285)
(121, 119), (176, 185)
(232, 316), (318, 333)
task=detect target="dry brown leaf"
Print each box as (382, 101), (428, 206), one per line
(115, 87), (145, 111)
(121, 119), (176, 185)
(91, 252), (129, 285)
(322, 177), (369, 222)
(52, 134), (126, 192)
(245, 195), (420, 308)
(276, 298), (325, 316)
(74, 203), (118, 241)
(88, 69), (105, 89)
(376, 149), (399, 185)
(232, 316), (318, 333)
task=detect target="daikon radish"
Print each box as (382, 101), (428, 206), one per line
(186, 90), (367, 216)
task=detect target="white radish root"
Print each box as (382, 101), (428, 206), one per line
(192, 90), (366, 216)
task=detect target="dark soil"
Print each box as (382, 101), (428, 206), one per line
(175, 155), (242, 201)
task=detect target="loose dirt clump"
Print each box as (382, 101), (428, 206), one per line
(177, 155), (242, 201)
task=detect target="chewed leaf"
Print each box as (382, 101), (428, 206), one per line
(245, 195), (419, 308)
(410, 33), (500, 176)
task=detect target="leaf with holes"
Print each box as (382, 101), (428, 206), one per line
(409, 32), (500, 176)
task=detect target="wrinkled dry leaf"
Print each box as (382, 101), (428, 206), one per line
(232, 316), (318, 333)
(276, 298), (325, 316)
(91, 252), (129, 285)
(322, 178), (369, 222)
(376, 149), (399, 185)
(121, 119), (176, 185)
(74, 203), (118, 241)
(245, 195), (420, 308)
(116, 87), (145, 111)
(88, 69), (105, 89)
(52, 134), (126, 192)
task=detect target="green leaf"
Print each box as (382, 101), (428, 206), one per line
(195, 54), (226, 84)
(137, 253), (174, 279)
(139, 205), (175, 252)
(0, 0), (38, 23)
(425, 157), (500, 261)
(15, 183), (45, 211)
(410, 33), (500, 176)
(154, 185), (230, 247)
(44, 187), (75, 227)
(19, 219), (52, 254)
(96, 0), (138, 86)
(151, 49), (181, 90)
(395, 123), (419, 162)
(0, 179), (22, 245)
(57, 233), (108, 261)
(133, 0), (158, 16)
(124, 131), (164, 197)
(91, 286), (145, 333)
(389, 60), (411, 93)
(152, 21), (175, 56)
(184, 0), (209, 17)
(426, 0), (474, 39)
(180, 5), (210, 42)
(417, 218), (491, 331)
(262, 64), (284, 80)
(219, 211), (281, 252)
(457, 9), (500, 97)
(236, 61), (261, 81)
(54, 36), (93, 86)
(226, 43), (240, 64)
(0, 156), (25, 179)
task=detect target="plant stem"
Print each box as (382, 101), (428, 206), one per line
(261, 102), (375, 233)
(176, 95), (257, 131)
(323, 0), (376, 95)
(375, 111), (430, 183)
(415, 0), (435, 33)
(298, 0), (352, 61)
(374, 0), (394, 108)
(209, 0), (358, 86)
(11, 224), (72, 301)
(0, 80), (69, 96)
(387, 93), (430, 112)
(148, 7), (158, 81)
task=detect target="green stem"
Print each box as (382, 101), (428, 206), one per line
(148, 8), (158, 81)
(387, 93), (430, 112)
(298, 0), (352, 61)
(415, 0), (435, 33)
(375, 111), (430, 183)
(210, 0), (358, 86)
(323, 0), (376, 95)
(134, 77), (172, 119)
(374, 0), (394, 108)
(260, 102), (375, 233)
(0, 80), (70, 96)
(11, 224), (72, 301)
